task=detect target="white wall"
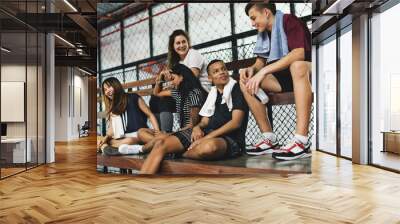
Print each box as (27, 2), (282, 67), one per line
(1, 63), (46, 164)
(54, 66), (89, 141)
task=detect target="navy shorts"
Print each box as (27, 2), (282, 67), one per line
(171, 128), (243, 159)
(271, 67), (294, 93)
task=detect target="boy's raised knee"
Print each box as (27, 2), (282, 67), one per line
(290, 61), (309, 80)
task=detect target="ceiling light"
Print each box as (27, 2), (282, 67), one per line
(63, 0), (78, 12)
(1, 47), (11, 53)
(54, 34), (75, 48)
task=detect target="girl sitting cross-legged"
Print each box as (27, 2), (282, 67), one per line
(97, 77), (160, 155)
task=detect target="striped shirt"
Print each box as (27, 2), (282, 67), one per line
(171, 88), (204, 128)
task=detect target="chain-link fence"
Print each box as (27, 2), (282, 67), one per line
(99, 44), (314, 147)
(98, 3), (314, 144)
(99, 3), (312, 69)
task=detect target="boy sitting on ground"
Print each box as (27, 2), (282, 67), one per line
(140, 60), (249, 174)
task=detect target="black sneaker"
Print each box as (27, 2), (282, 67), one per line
(102, 146), (121, 156)
(272, 140), (311, 161)
(246, 138), (279, 156)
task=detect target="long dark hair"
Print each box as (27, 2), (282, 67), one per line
(102, 77), (127, 118)
(171, 64), (204, 126)
(167, 29), (191, 69)
(171, 64), (203, 98)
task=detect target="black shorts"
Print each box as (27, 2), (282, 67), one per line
(171, 128), (243, 159)
(271, 67), (293, 93)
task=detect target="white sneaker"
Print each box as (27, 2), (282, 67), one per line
(272, 140), (311, 161)
(118, 144), (143, 155)
(246, 138), (280, 155)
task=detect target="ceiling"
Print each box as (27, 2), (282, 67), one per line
(0, 0), (98, 74)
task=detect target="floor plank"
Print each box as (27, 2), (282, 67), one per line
(0, 136), (399, 223)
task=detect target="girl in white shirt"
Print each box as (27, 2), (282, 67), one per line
(166, 29), (211, 93)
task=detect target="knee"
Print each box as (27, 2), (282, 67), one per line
(152, 139), (167, 155)
(197, 142), (219, 158)
(138, 128), (146, 137)
(290, 61), (309, 80)
(138, 128), (152, 138)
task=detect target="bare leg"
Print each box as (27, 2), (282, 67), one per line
(142, 134), (169, 153)
(182, 138), (227, 160)
(139, 136), (185, 174)
(239, 74), (281, 133)
(290, 61), (312, 136)
(138, 128), (169, 153)
(109, 137), (140, 148)
(137, 128), (156, 144)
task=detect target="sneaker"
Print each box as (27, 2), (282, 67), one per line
(272, 140), (311, 161)
(118, 144), (143, 155)
(103, 146), (121, 156)
(246, 138), (279, 155)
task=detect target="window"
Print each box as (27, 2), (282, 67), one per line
(152, 3), (185, 56)
(100, 23), (122, 70)
(371, 3), (400, 171)
(197, 42), (233, 65)
(188, 3), (231, 45)
(276, 3), (291, 14)
(124, 10), (150, 63)
(317, 36), (337, 154)
(295, 3), (312, 17)
(339, 27), (352, 158)
(237, 36), (257, 60)
(234, 3), (253, 34)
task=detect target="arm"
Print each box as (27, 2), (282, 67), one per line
(153, 81), (172, 97)
(203, 109), (245, 139)
(257, 48), (304, 75)
(190, 107), (201, 127)
(98, 120), (113, 148)
(138, 96), (160, 131)
(181, 107), (201, 129)
(190, 67), (201, 78)
(196, 116), (210, 129)
(245, 48), (305, 94)
(191, 116), (210, 142)
(251, 57), (267, 73)
(240, 57), (266, 83)
(188, 110), (245, 149)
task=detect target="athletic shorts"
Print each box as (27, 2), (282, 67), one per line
(271, 67), (294, 93)
(171, 128), (243, 159)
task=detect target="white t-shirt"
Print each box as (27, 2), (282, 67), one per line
(179, 48), (211, 92)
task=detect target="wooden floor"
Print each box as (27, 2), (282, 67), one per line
(0, 136), (400, 223)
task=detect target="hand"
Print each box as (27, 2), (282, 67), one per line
(188, 135), (210, 150)
(97, 137), (106, 149)
(191, 126), (204, 142)
(156, 72), (163, 84)
(154, 129), (162, 136)
(239, 67), (254, 84)
(188, 138), (203, 151)
(159, 69), (172, 82)
(245, 71), (266, 96)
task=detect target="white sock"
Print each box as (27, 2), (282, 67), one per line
(262, 132), (276, 142)
(294, 134), (308, 144)
(118, 144), (143, 155)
